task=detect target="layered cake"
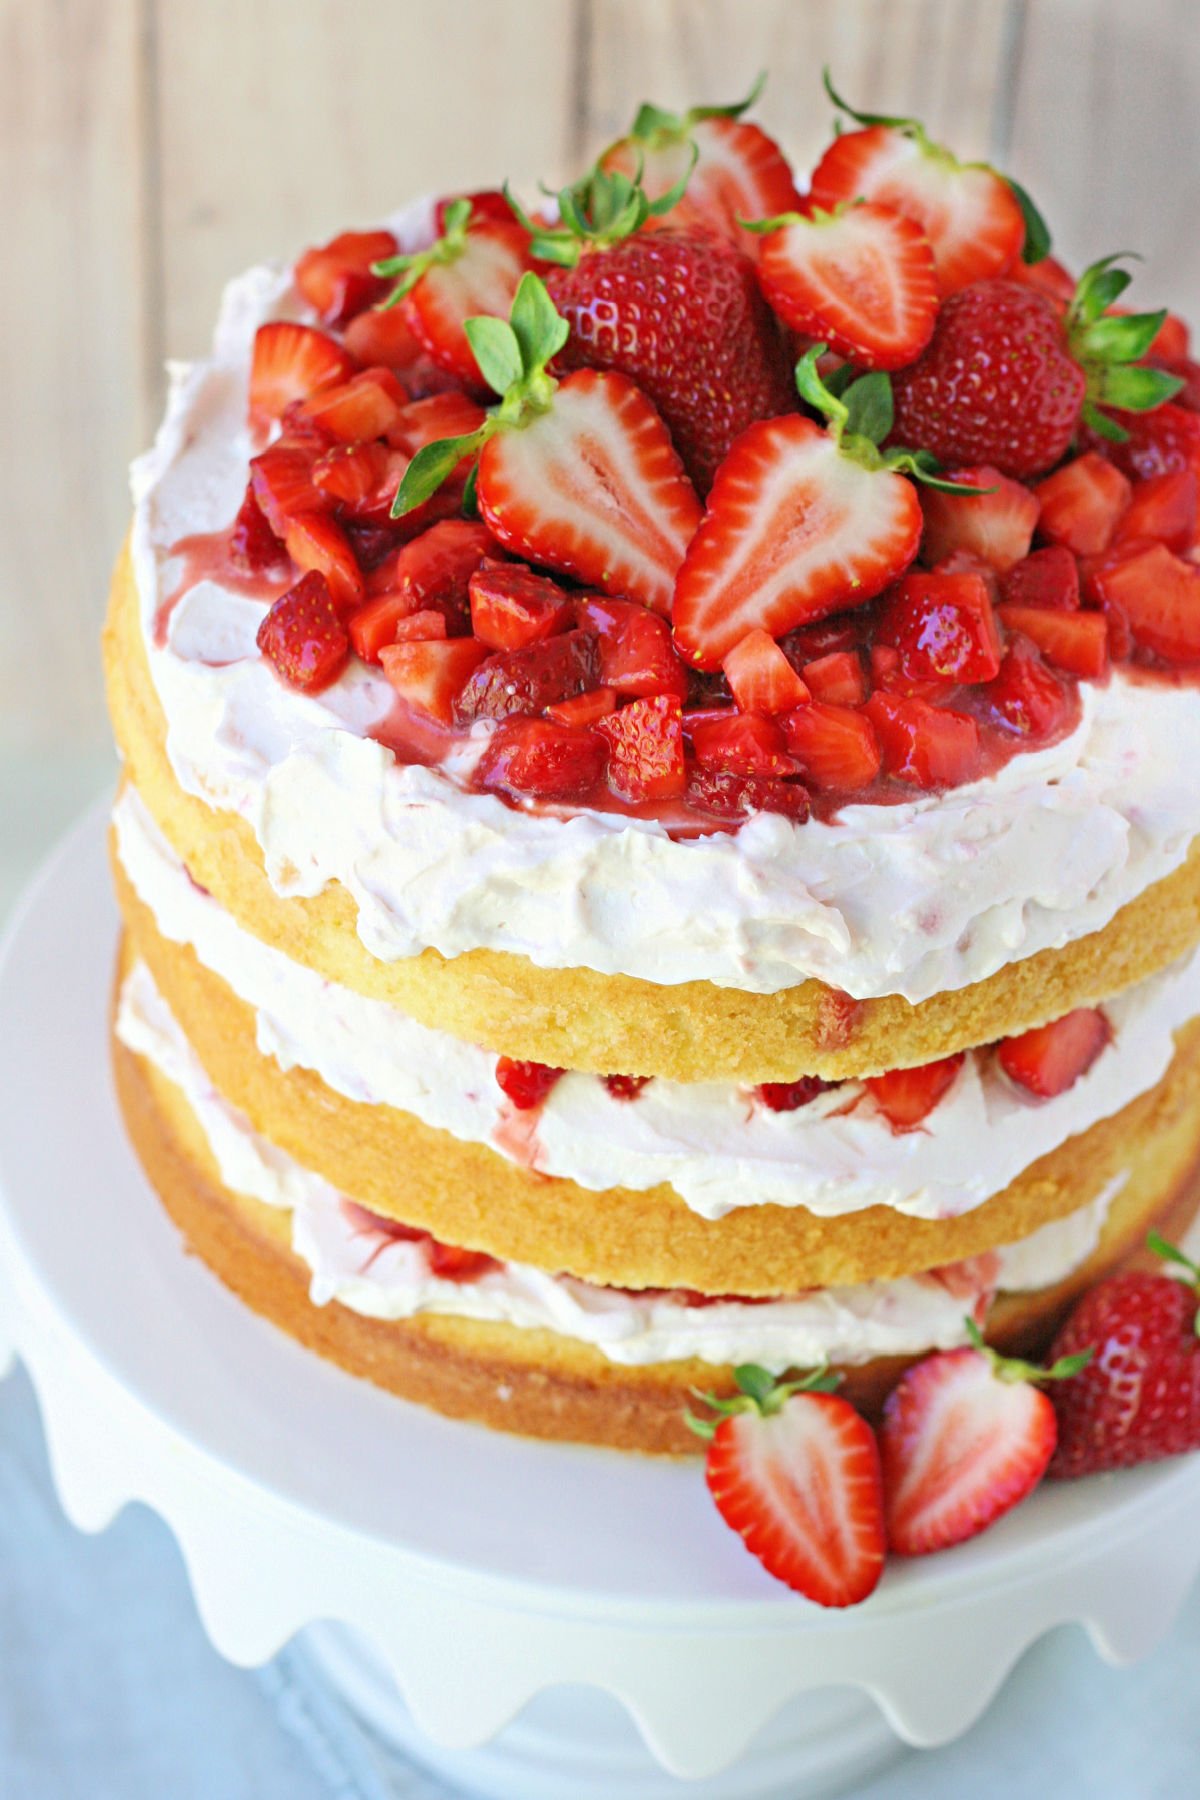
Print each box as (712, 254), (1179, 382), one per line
(104, 85), (1200, 1456)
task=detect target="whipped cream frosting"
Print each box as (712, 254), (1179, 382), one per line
(115, 785), (1200, 1225)
(116, 959), (1123, 1371)
(128, 200), (1200, 1002)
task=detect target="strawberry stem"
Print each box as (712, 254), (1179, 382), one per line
(507, 157), (697, 268)
(964, 1316), (1092, 1385)
(685, 1361), (841, 1440)
(628, 72), (767, 144)
(372, 199), (474, 306)
(794, 347), (993, 494)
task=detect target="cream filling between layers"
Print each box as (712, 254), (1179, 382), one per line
(116, 960), (1124, 1372)
(115, 785), (1200, 1224)
(129, 195), (1200, 1003)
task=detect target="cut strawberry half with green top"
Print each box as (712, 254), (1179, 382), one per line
(747, 200), (938, 371)
(688, 1365), (886, 1607)
(390, 273), (701, 615)
(880, 1322), (1089, 1556)
(809, 74), (1032, 296)
(373, 199), (534, 388)
(597, 76), (802, 252)
(672, 351), (943, 667)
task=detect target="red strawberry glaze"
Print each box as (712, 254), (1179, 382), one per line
(155, 521), (293, 648)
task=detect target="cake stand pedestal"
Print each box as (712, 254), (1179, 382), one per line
(2, 809), (1200, 1800)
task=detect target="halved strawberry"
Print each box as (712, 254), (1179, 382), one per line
(1114, 469), (1198, 553)
(256, 571), (349, 692)
(576, 597), (690, 702)
(880, 1331), (1079, 1555)
(249, 322), (356, 428)
(284, 513), (364, 615)
(689, 1367), (886, 1607)
(469, 565), (574, 652)
(312, 441), (392, 508)
(685, 766), (810, 823)
(476, 715), (607, 803)
(545, 687), (618, 727)
(366, 518), (497, 627)
(249, 445), (327, 535)
(809, 86), (1026, 296)
(997, 605), (1108, 678)
(997, 1008), (1111, 1097)
(453, 630), (600, 723)
(294, 228), (397, 325)
(595, 695), (687, 802)
(801, 650), (868, 706)
(876, 570), (1002, 684)
(781, 702), (882, 791)
(495, 1057), (563, 1109)
(375, 208), (533, 387)
(752, 201), (938, 370)
(299, 367), (407, 443)
(999, 545), (1080, 611)
(866, 1054), (964, 1129)
(863, 692), (980, 788)
(981, 637), (1070, 735)
(378, 637), (489, 723)
(920, 467), (1040, 574)
(672, 414), (922, 668)
(1035, 452), (1131, 556)
(723, 629), (811, 714)
(343, 303), (425, 374)
(691, 712), (797, 777)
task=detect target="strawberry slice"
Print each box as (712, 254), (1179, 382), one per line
(256, 571), (349, 693)
(999, 545), (1080, 611)
(299, 367), (407, 443)
(781, 702), (882, 791)
(1114, 470), (1198, 553)
(284, 513), (364, 615)
(982, 637), (1071, 735)
(876, 570), (1002, 684)
(800, 650), (867, 706)
(919, 467), (1040, 574)
(1035, 452), (1131, 555)
(495, 1058), (563, 1109)
(378, 637), (489, 723)
(576, 597), (690, 702)
(596, 695), (687, 802)
(691, 712), (797, 777)
(997, 605), (1108, 678)
(476, 715), (607, 803)
(454, 630), (600, 724)
(249, 445), (327, 535)
(866, 1054), (964, 1129)
(468, 565), (575, 652)
(1087, 541), (1200, 663)
(312, 441), (392, 508)
(392, 610), (448, 641)
(880, 1330), (1082, 1556)
(809, 81), (1027, 296)
(343, 303), (424, 374)
(723, 629), (811, 715)
(685, 766), (810, 824)
(374, 203), (533, 387)
(249, 322), (356, 427)
(864, 692), (980, 788)
(294, 228), (397, 325)
(688, 1367), (886, 1607)
(752, 201), (938, 370)
(997, 1008), (1111, 1097)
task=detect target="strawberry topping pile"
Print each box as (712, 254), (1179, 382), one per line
(179, 72), (1197, 831)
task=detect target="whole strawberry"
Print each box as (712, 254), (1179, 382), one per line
(1047, 1233), (1200, 1479)
(890, 280), (1085, 479)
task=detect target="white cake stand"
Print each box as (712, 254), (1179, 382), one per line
(2, 808), (1200, 1800)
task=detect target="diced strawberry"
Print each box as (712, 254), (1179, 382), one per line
(378, 637), (489, 723)
(877, 570), (1002, 684)
(997, 605), (1108, 678)
(249, 444), (327, 535)
(1036, 452), (1131, 556)
(574, 597), (690, 701)
(780, 617), (865, 663)
(920, 466), (1040, 573)
(685, 766), (810, 824)
(722, 629), (811, 715)
(391, 609), (448, 641)
(453, 630), (600, 723)
(494, 1057), (563, 1109)
(1098, 402), (1200, 486)
(294, 228), (397, 325)
(388, 391), (489, 454)
(344, 445), (462, 536)
(868, 641), (949, 702)
(366, 518), (497, 626)
(545, 688), (618, 727)
(999, 544), (1080, 611)
(229, 483), (289, 576)
(427, 1241), (500, 1282)
(342, 303), (425, 373)
(256, 570), (349, 693)
(1087, 541), (1200, 663)
(249, 322), (356, 427)
(299, 367), (407, 443)
(348, 593), (418, 663)
(757, 1076), (830, 1111)
(595, 695), (687, 802)
(604, 1073), (651, 1101)
(866, 1054), (964, 1129)
(672, 415), (922, 667)
(981, 637), (1070, 735)
(275, 399), (336, 450)
(284, 513), (365, 615)
(801, 650), (867, 706)
(863, 692), (981, 787)
(311, 440), (392, 507)
(468, 565), (575, 652)
(403, 220), (534, 386)
(690, 713), (796, 777)
(476, 716), (607, 802)
(997, 1008), (1111, 1097)
(1114, 470), (1198, 553)
(781, 702), (882, 791)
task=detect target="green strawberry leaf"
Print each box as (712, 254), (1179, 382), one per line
(390, 432), (483, 519)
(843, 371), (894, 446)
(1077, 309), (1169, 366)
(1080, 401), (1131, 443)
(509, 271), (570, 379)
(630, 72), (767, 142)
(1008, 177), (1051, 265)
(822, 66), (923, 135)
(464, 316), (525, 398)
(964, 1317), (1092, 1384)
(373, 198), (474, 305)
(1068, 253), (1136, 329)
(460, 460), (480, 518)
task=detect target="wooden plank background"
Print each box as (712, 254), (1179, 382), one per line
(4, 0), (1199, 766)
